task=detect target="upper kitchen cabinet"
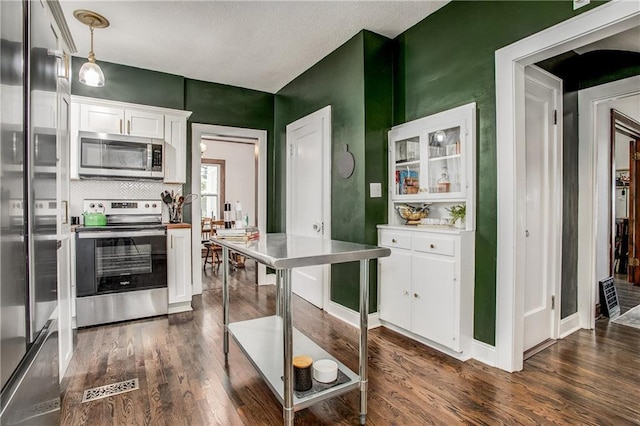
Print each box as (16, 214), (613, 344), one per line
(163, 114), (189, 183)
(388, 102), (476, 229)
(80, 103), (164, 138)
(70, 96), (192, 182)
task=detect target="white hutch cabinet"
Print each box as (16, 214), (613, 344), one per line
(378, 102), (476, 360)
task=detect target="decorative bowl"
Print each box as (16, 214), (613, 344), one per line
(395, 204), (429, 222)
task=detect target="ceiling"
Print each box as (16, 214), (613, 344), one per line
(59, 1), (449, 93)
(574, 26), (640, 55)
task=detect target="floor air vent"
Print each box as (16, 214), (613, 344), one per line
(81, 378), (139, 403)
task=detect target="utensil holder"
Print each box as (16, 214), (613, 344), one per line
(169, 206), (182, 223)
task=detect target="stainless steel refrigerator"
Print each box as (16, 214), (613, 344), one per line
(1, 1), (61, 424)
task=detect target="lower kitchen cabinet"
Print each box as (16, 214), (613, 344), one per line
(167, 227), (192, 313)
(377, 226), (475, 359)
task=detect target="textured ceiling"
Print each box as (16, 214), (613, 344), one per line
(59, 1), (449, 93)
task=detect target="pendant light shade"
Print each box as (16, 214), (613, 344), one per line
(74, 10), (109, 87)
(79, 58), (104, 87)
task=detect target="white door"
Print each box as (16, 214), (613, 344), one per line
(523, 66), (561, 352)
(286, 106), (331, 308)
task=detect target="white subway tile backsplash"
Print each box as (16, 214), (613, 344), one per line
(70, 180), (182, 221)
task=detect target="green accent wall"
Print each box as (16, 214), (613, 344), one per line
(274, 31), (393, 312)
(183, 79), (274, 224)
(394, 0), (604, 345)
(70, 58), (184, 109)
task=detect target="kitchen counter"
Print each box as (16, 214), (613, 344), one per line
(166, 223), (191, 229)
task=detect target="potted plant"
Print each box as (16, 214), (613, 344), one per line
(447, 204), (466, 229)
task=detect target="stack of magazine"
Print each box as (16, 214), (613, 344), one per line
(214, 226), (260, 242)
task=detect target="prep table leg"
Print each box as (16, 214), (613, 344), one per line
(223, 247), (230, 357)
(276, 269), (283, 317)
(359, 259), (369, 425)
(282, 269), (294, 426)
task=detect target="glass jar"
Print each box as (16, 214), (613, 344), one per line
(436, 167), (450, 193)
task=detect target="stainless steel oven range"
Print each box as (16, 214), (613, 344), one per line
(75, 199), (167, 327)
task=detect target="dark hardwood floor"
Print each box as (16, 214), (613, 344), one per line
(61, 262), (640, 425)
(614, 274), (640, 314)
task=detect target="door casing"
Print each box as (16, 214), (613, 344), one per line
(191, 124), (268, 294)
(495, 1), (639, 372)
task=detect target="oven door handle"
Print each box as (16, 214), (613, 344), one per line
(78, 229), (166, 239)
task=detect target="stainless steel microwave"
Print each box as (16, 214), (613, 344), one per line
(78, 131), (164, 180)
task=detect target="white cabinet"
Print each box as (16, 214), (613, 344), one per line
(80, 103), (164, 138)
(70, 96), (192, 181)
(377, 227), (474, 358)
(163, 114), (188, 183)
(57, 236), (73, 376)
(388, 102), (476, 230)
(167, 227), (192, 313)
(378, 250), (411, 331)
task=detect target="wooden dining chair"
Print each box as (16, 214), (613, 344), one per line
(202, 218), (217, 271)
(204, 220), (224, 273)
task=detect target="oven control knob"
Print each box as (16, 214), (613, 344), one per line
(98, 203), (104, 209)
(152, 203), (157, 208)
(145, 203), (150, 208)
(90, 203), (95, 209)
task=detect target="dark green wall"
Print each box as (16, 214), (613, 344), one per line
(71, 58), (184, 109)
(561, 91), (580, 318)
(183, 79), (274, 223)
(274, 31), (393, 312)
(394, 0), (604, 345)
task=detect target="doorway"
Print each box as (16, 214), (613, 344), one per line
(285, 106), (331, 309)
(495, 2), (640, 372)
(191, 124), (268, 294)
(611, 107), (640, 314)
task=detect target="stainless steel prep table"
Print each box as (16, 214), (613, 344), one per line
(215, 233), (391, 425)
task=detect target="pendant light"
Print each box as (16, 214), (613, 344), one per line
(74, 10), (109, 87)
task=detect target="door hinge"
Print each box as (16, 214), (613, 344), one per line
(633, 152), (640, 161)
(553, 109), (558, 125)
(551, 295), (555, 310)
(289, 144), (293, 157)
(630, 257), (640, 267)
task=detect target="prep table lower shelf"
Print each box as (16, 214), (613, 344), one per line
(228, 315), (360, 411)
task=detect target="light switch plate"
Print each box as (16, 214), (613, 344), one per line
(370, 182), (382, 198)
(573, 0), (589, 10)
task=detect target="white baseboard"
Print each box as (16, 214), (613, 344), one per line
(168, 301), (193, 314)
(471, 339), (497, 367)
(325, 301), (381, 329)
(380, 320), (471, 361)
(560, 312), (581, 338)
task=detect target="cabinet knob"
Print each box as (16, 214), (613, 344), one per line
(414, 293), (419, 299)
(430, 243), (435, 249)
(403, 290), (409, 296)
(392, 239), (397, 243)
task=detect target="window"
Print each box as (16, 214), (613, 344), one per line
(201, 159), (225, 220)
